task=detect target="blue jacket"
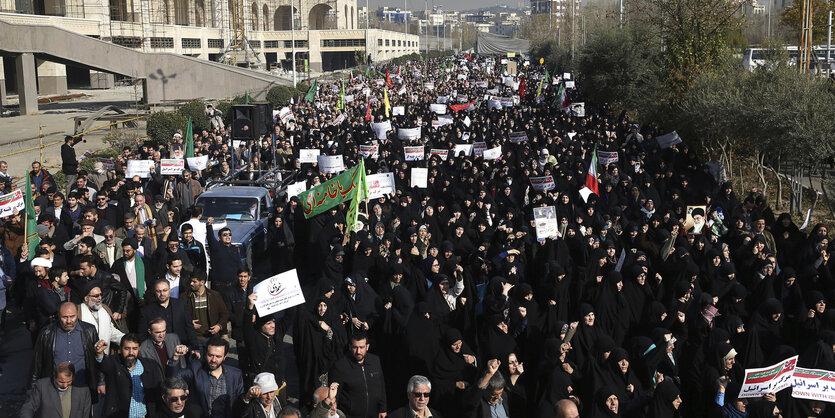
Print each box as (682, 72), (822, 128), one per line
(167, 358), (245, 418)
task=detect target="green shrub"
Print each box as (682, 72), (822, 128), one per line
(178, 100), (211, 133)
(146, 111), (187, 146)
(266, 86), (298, 107)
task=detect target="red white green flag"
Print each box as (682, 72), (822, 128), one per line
(585, 144), (599, 195)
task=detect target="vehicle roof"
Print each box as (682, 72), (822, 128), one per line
(197, 186), (269, 199)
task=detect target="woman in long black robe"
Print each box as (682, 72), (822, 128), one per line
(430, 328), (478, 417)
(292, 298), (346, 410)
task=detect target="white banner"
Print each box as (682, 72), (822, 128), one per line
(366, 173), (396, 200)
(791, 367), (835, 403)
(509, 131), (528, 143)
(475, 81), (488, 88)
(463, 116), (471, 127)
(483, 146), (502, 160)
(598, 151), (619, 164)
(359, 144), (379, 159)
(565, 81), (576, 89)
(398, 127), (422, 140)
(534, 206), (558, 240)
(343, 94), (354, 103)
(160, 159), (184, 175)
(279, 107), (295, 124)
(530, 175), (556, 191)
(404, 146), (425, 161)
(453, 144), (473, 157)
(287, 181), (307, 197)
(473, 142), (487, 156)
(252, 269), (306, 317)
(430, 149), (449, 161)
(411, 167), (428, 188)
(436, 96), (449, 104)
(739, 356), (798, 399)
(398, 86), (407, 96)
(437, 115), (454, 126)
(423, 82), (435, 90)
(186, 155), (209, 171)
(331, 113), (347, 126)
(430, 103), (447, 114)
(0, 190), (25, 218)
(317, 155), (345, 173)
(487, 99), (502, 110)
(371, 121), (392, 140)
(299, 149), (320, 164)
(126, 160), (155, 178)
(393, 106), (405, 116)
(657, 131), (683, 149)
(99, 157), (115, 170)
(501, 97), (514, 107)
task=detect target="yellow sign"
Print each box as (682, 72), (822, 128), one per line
(508, 53), (516, 58)
(539, 58), (544, 64)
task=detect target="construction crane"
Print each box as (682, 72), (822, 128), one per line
(219, 0), (262, 68)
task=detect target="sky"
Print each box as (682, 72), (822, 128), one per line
(365, 0), (524, 12)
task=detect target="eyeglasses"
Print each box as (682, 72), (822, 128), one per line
(105, 235), (114, 239)
(168, 395), (188, 402)
(221, 233), (232, 237)
(412, 392), (431, 398)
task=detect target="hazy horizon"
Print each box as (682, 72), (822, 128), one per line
(364, 0), (528, 12)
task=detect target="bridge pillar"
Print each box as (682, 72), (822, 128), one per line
(15, 53), (38, 115)
(90, 71), (115, 89)
(36, 60), (68, 95)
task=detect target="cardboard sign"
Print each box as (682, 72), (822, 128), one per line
(343, 94), (354, 103)
(404, 146), (425, 161)
(464, 116), (472, 127)
(398, 86), (407, 96)
(371, 121), (392, 140)
(598, 151), (619, 164)
(252, 269), (306, 317)
(299, 149), (321, 164)
(393, 106), (405, 116)
(0, 190), (24, 218)
(534, 206), (558, 240)
(430, 104), (447, 114)
(473, 142), (487, 156)
(476, 81), (488, 88)
(739, 356), (798, 399)
(126, 160), (154, 178)
(185, 155), (209, 171)
(398, 127), (422, 140)
(160, 159), (184, 175)
(366, 173), (396, 199)
(411, 167), (428, 188)
(359, 144), (379, 159)
(530, 175), (556, 191)
(791, 367), (835, 403)
(657, 131), (683, 149)
(331, 113), (347, 126)
(453, 144), (473, 157)
(430, 149), (450, 161)
(437, 115), (454, 126)
(483, 146), (502, 161)
(509, 131), (529, 143)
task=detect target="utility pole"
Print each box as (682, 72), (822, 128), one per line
(405, 0), (408, 34)
(828, 10), (833, 78)
(291, 0), (296, 87)
(424, 0), (428, 53)
(571, 0), (575, 61)
(619, 0), (623, 28)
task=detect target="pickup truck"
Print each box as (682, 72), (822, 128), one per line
(194, 186), (272, 269)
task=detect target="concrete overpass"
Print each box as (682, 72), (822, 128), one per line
(0, 19), (292, 115)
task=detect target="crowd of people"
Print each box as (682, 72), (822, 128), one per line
(0, 52), (831, 418)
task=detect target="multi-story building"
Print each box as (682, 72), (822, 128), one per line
(377, 6), (411, 23)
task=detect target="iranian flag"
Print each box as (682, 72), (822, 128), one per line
(584, 144), (599, 195)
(553, 82), (568, 111)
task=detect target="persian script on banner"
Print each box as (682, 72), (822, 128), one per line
(791, 367), (835, 403)
(597, 151), (619, 164)
(299, 149), (320, 164)
(317, 155), (345, 173)
(530, 176), (556, 191)
(360, 144), (379, 159)
(398, 127), (421, 140)
(160, 159), (185, 175)
(404, 146), (425, 161)
(366, 173), (396, 200)
(252, 269), (306, 317)
(473, 142), (487, 156)
(739, 356), (798, 399)
(430, 149), (449, 161)
(534, 206), (558, 240)
(0, 190), (25, 218)
(509, 132), (528, 143)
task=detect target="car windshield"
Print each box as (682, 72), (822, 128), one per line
(195, 197), (258, 220)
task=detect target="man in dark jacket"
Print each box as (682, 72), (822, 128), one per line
(205, 217), (243, 293)
(21, 362), (92, 418)
(223, 267), (254, 373)
(388, 375), (442, 418)
(31, 302), (107, 403)
(61, 135), (83, 195)
(156, 376), (204, 418)
(139, 279), (198, 353)
(243, 290), (293, 385)
(99, 333), (163, 417)
(166, 337), (245, 417)
(186, 270), (229, 348)
(463, 359), (511, 418)
(329, 332), (387, 418)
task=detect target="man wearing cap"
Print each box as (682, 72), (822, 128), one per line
(234, 372), (283, 417)
(63, 219), (104, 254)
(33, 263), (66, 329)
(78, 283), (125, 353)
(88, 161), (110, 191)
(205, 217), (243, 294)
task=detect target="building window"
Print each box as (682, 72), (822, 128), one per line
(182, 38), (201, 48)
(385, 39), (390, 46)
(264, 40), (280, 48)
(208, 38), (224, 48)
(283, 40), (308, 48)
(321, 39), (366, 47)
(150, 37), (175, 48)
(378, 39), (383, 46)
(112, 36), (141, 48)
(249, 40), (261, 49)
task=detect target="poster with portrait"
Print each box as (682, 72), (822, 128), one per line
(684, 205), (708, 235)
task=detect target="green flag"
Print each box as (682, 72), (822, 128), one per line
(24, 175), (39, 260)
(345, 159), (368, 234)
(337, 79), (345, 110)
(185, 116), (194, 158)
(305, 80), (318, 103)
(245, 92), (250, 104)
(298, 161), (367, 219)
(544, 69), (550, 83)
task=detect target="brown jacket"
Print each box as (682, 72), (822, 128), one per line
(0, 220), (25, 259)
(186, 287), (229, 337)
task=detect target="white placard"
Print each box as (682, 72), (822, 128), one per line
(411, 167), (428, 188)
(487, 99), (502, 110)
(366, 173), (396, 199)
(483, 146), (502, 160)
(739, 356), (798, 399)
(430, 103), (447, 114)
(299, 149), (321, 164)
(579, 186), (595, 203)
(317, 155), (344, 173)
(371, 121), (392, 140)
(530, 176), (556, 191)
(563, 72), (572, 80)
(598, 151), (619, 164)
(476, 81), (488, 88)
(436, 96), (449, 104)
(473, 142), (487, 156)
(534, 206), (558, 240)
(791, 367), (835, 403)
(656, 131), (683, 149)
(423, 82), (435, 90)
(430, 149), (449, 161)
(501, 97), (514, 107)
(567, 132), (578, 140)
(398, 127), (421, 140)
(343, 94), (355, 103)
(437, 115), (454, 126)
(252, 269), (306, 317)
(565, 81), (576, 89)
(509, 131), (528, 143)
(360, 144), (379, 159)
(287, 181), (307, 197)
(463, 116), (471, 127)
(453, 144), (473, 157)
(0, 190), (25, 218)
(393, 106), (405, 116)
(126, 160), (154, 178)
(404, 146), (425, 161)
(160, 159), (184, 175)
(398, 87), (407, 96)
(279, 107), (295, 124)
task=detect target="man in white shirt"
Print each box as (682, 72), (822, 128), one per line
(78, 283), (125, 352)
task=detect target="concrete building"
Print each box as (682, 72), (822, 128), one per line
(377, 6), (410, 23)
(530, 0), (578, 23)
(0, 0), (418, 112)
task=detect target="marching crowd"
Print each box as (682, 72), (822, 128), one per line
(0, 53), (831, 418)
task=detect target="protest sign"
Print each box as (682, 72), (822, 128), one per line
(597, 151), (619, 164)
(437, 115), (454, 126)
(657, 131), (683, 149)
(299, 149), (321, 164)
(565, 81), (576, 89)
(500, 97), (514, 107)
(569, 102), (585, 117)
(366, 173), (396, 199)
(530, 176), (556, 191)
(430, 149), (449, 161)
(423, 82), (435, 90)
(279, 107), (295, 124)
(404, 146), (425, 161)
(411, 167), (428, 188)
(359, 144), (379, 159)
(464, 116), (472, 127)
(287, 181), (307, 197)
(371, 121), (392, 140)
(476, 81), (488, 88)
(473, 142), (487, 156)
(317, 155), (345, 173)
(343, 94), (354, 103)
(436, 96), (449, 104)
(331, 113), (347, 126)
(453, 144), (473, 157)
(487, 99), (502, 110)
(160, 159), (184, 175)
(791, 367), (835, 403)
(397, 86), (407, 95)
(126, 160), (154, 178)
(393, 106), (405, 115)
(99, 157), (115, 170)
(533, 206), (558, 240)
(430, 104), (447, 114)
(483, 146), (502, 160)
(739, 356), (798, 399)
(398, 127), (421, 140)
(0, 190), (24, 218)
(509, 131), (529, 143)
(186, 155), (209, 171)
(252, 269), (306, 317)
